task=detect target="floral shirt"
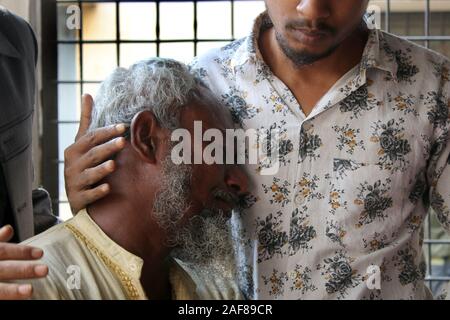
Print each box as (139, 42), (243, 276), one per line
(191, 12), (450, 300)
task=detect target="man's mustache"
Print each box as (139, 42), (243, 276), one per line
(212, 189), (241, 209)
(286, 19), (336, 35)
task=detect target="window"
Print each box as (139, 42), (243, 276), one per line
(43, 0), (450, 294)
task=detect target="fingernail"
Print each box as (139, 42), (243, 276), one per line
(31, 248), (43, 259)
(106, 160), (115, 171)
(18, 284), (32, 296)
(0, 224), (11, 232)
(116, 124), (126, 133)
(34, 265), (48, 276)
(0, 225), (13, 238)
(101, 184), (110, 193)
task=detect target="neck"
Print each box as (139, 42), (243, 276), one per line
(87, 180), (172, 299)
(260, 22), (369, 86)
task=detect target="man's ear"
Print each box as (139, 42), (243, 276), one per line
(130, 110), (161, 164)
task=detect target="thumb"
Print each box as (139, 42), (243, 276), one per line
(75, 94), (94, 142)
(0, 225), (14, 242)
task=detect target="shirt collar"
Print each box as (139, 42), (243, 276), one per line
(231, 11), (399, 82)
(358, 27), (399, 82)
(69, 210), (201, 300)
(69, 210), (145, 287)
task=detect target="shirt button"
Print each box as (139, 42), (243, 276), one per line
(129, 264), (137, 272)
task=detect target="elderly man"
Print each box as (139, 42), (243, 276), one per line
(8, 58), (248, 300)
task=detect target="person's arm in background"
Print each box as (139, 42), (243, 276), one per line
(0, 8), (50, 299)
(0, 88), (123, 303)
(0, 225), (48, 299)
(0, 94), (125, 300)
(0, 45), (124, 303)
(64, 94), (127, 214)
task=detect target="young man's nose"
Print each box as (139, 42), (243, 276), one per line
(225, 165), (249, 197)
(296, 0), (331, 22)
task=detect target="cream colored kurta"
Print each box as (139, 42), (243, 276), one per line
(13, 210), (243, 300)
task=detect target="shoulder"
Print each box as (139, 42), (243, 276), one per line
(0, 7), (29, 30)
(380, 30), (450, 130)
(22, 219), (98, 275)
(190, 38), (248, 77)
(381, 30), (450, 82)
(0, 7), (37, 62)
(22, 221), (75, 249)
(192, 38), (247, 66)
(15, 223), (81, 299)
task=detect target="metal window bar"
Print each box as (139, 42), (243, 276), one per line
(44, 0), (450, 294)
(41, 0), (58, 221)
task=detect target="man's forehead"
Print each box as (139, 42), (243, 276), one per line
(181, 99), (234, 131)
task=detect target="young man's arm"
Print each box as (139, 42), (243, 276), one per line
(428, 64), (450, 232)
(64, 95), (126, 214)
(0, 226), (48, 300)
(427, 63), (450, 298)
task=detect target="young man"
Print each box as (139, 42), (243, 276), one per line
(189, 1), (449, 299)
(9, 58), (248, 299)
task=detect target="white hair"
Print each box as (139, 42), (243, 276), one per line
(90, 58), (206, 131)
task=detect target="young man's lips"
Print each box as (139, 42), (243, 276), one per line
(291, 28), (329, 44)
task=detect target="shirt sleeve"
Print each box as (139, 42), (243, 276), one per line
(427, 61), (450, 232)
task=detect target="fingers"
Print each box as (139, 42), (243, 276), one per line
(0, 243), (43, 261)
(79, 160), (115, 187)
(67, 183), (110, 214)
(77, 137), (126, 170)
(0, 228), (46, 300)
(71, 125), (127, 156)
(64, 125), (126, 214)
(64, 137), (124, 214)
(64, 129), (126, 182)
(75, 94), (94, 142)
(0, 283), (33, 300)
(0, 261), (48, 281)
(74, 184), (110, 211)
(0, 225), (14, 242)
